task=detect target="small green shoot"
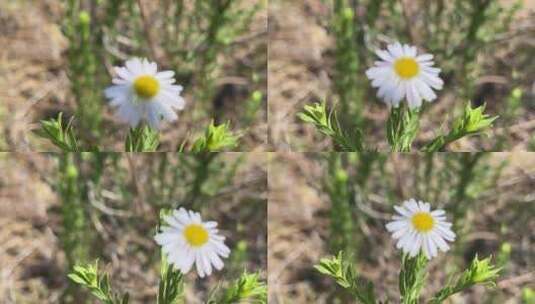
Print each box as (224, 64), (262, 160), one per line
(191, 120), (240, 152)
(68, 261), (130, 304)
(314, 251), (377, 304)
(298, 102), (364, 151)
(36, 113), (80, 152)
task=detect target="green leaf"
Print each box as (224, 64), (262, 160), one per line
(430, 255), (500, 303)
(453, 103), (498, 134)
(314, 251), (377, 304)
(217, 272), (267, 304)
(424, 102), (498, 152)
(191, 120), (240, 152)
(298, 102), (364, 151)
(125, 125), (159, 152)
(398, 253), (428, 304)
(68, 260), (129, 304)
(35, 112), (81, 152)
(386, 104), (420, 152)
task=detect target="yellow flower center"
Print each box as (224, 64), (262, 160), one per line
(411, 212), (434, 232)
(133, 75), (159, 98)
(183, 224), (209, 247)
(394, 57), (419, 79)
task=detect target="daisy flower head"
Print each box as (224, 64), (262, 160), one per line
(386, 198), (455, 259)
(104, 58), (185, 129)
(366, 42), (444, 109)
(154, 208), (231, 278)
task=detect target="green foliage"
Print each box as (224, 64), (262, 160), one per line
(298, 103), (364, 151)
(37, 115), (243, 152)
(244, 90), (264, 125)
(424, 103), (498, 152)
(399, 254), (428, 304)
(314, 252), (378, 304)
(63, 2), (113, 143)
(68, 261), (130, 304)
(316, 252), (501, 303)
(430, 256), (500, 303)
(522, 288), (535, 304)
(331, 1), (363, 129)
(496, 242), (512, 268)
(159, 0), (263, 109)
(36, 113), (81, 152)
(325, 154), (356, 256)
(58, 154), (89, 267)
(497, 88), (523, 149)
(420, 0), (522, 96)
(210, 272), (267, 304)
(157, 260), (184, 304)
(125, 125), (160, 152)
(191, 121), (240, 152)
(301, 101), (496, 151)
(386, 105), (420, 152)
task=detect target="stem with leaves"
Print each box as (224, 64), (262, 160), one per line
(314, 252), (378, 304)
(386, 104), (420, 152)
(430, 255), (501, 303)
(423, 103), (498, 152)
(125, 125), (160, 152)
(298, 102), (364, 151)
(399, 254), (428, 304)
(315, 251), (500, 303)
(68, 261), (130, 304)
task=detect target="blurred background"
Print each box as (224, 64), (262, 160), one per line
(269, 152), (534, 303)
(269, 0), (535, 151)
(0, 153), (267, 303)
(0, 0), (267, 151)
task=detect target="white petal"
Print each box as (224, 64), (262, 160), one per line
(394, 205), (412, 217)
(125, 58), (143, 75)
(114, 66), (135, 81)
(431, 209), (445, 216)
(154, 232), (180, 245)
(116, 104), (141, 127)
(366, 66), (390, 81)
(420, 72), (444, 90)
(386, 220), (408, 232)
(416, 54), (433, 62)
(156, 71), (175, 79)
(375, 49), (395, 62)
(409, 234), (422, 257)
(414, 79), (437, 101)
(392, 224), (411, 239)
(430, 231), (450, 252)
(181, 248), (195, 273)
(404, 199), (420, 213)
(406, 82), (422, 109)
(422, 66), (441, 74)
(388, 42), (404, 58)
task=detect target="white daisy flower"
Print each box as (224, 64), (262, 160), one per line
(386, 198), (456, 259)
(104, 58), (185, 129)
(154, 208), (231, 278)
(366, 42), (444, 109)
